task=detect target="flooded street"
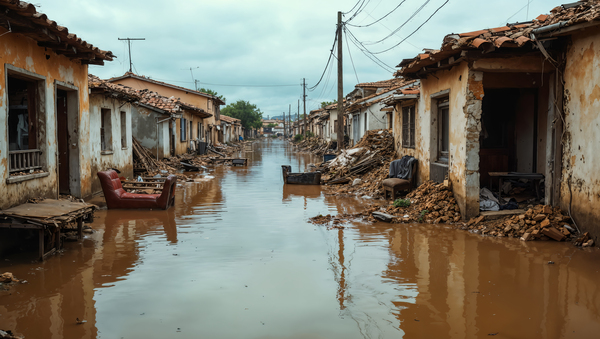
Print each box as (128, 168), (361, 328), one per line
(1, 139), (600, 339)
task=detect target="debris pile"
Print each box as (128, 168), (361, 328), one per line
(461, 205), (585, 244)
(357, 180), (461, 223)
(0, 330), (23, 339)
(294, 137), (335, 155)
(0, 272), (19, 284)
(321, 129), (396, 197)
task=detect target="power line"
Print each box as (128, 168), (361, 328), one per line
(342, 0), (363, 15)
(362, 0), (431, 45)
(346, 0), (408, 28)
(345, 27), (395, 72)
(307, 26), (340, 91)
(371, 0), (450, 55)
(344, 26), (360, 84)
(505, 0), (535, 24)
(151, 78), (298, 88)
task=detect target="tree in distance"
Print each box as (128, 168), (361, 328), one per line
(321, 100), (337, 108)
(221, 100), (263, 129)
(198, 87), (225, 102)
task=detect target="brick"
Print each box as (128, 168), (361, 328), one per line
(540, 219), (551, 228)
(541, 226), (566, 241)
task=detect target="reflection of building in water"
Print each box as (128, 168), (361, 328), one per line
(0, 209), (178, 339)
(385, 226), (600, 338)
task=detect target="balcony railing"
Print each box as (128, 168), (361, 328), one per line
(9, 149), (42, 173)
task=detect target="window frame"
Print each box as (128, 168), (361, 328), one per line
(101, 108), (113, 152)
(120, 111), (127, 149)
(402, 105), (416, 149)
(437, 98), (450, 164)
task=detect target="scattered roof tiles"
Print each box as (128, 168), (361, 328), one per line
(397, 0), (600, 78)
(0, 0), (114, 64)
(220, 115), (240, 124)
(347, 79), (418, 112)
(88, 74), (140, 101)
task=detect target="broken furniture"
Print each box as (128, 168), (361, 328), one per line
(488, 172), (544, 200)
(0, 200), (96, 261)
(180, 161), (200, 171)
(97, 170), (177, 210)
(232, 159), (247, 166)
(282, 165), (321, 185)
(382, 157), (418, 200)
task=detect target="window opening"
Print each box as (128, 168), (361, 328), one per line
(101, 108), (112, 151)
(438, 98), (449, 163)
(120, 111), (127, 148)
(402, 105), (416, 148)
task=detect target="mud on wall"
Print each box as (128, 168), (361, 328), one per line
(0, 29), (90, 209)
(561, 26), (600, 238)
(88, 94), (134, 194)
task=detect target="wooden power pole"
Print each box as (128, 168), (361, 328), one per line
(303, 78), (307, 138)
(288, 104), (291, 138)
(283, 110), (286, 139)
(336, 12), (344, 150)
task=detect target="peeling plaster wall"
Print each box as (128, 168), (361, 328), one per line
(416, 62), (475, 218)
(393, 99), (419, 159)
(561, 26), (600, 237)
(131, 105), (168, 158)
(88, 94), (133, 194)
(0, 29), (89, 209)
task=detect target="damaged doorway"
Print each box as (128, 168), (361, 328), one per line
(55, 84), (80, 197)
(480, 84), (544, 204)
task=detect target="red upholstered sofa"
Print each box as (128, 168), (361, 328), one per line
(97, 170), (177, 210)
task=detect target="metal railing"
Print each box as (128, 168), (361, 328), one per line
(9, 149), (42, 173)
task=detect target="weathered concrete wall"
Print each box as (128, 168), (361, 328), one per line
(131, 106), (170, 159)
(175, 111), (195, 155)
(415, 62), (473, 217)
(0, 28), (91, 209)
(88, 95), (133, 194)
(561, 26), (600, 238)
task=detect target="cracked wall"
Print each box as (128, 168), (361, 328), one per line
(561, 26), (600, 238)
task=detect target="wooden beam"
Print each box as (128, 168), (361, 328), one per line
(0, 223), (43, 229)
(81, 59), (104, 65)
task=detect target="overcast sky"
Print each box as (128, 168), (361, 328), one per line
(38, 0), (559, 118)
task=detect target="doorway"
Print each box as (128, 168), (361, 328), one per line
(55, 84), (80, 197)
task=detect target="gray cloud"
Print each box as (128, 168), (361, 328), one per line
(37, 0), (558, 115)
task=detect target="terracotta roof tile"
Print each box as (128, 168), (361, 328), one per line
(397, 0), (600, 78)
(0, 0), (114, 62)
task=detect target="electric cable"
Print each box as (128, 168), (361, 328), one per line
(371, 0), (449, 54)
(344, 26), (361, 84)
(347, 1), (407, 28)
(362, 0), (431, 45)
(307, 26), (339, 91)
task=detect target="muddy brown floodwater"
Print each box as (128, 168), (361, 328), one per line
(1, 139), (600, 339)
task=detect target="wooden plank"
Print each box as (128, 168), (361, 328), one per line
(0, 223), (43, 229)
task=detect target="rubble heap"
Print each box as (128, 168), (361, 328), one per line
(294, 137), (335, 155)
(461, 205), (587, 244)
(321, 129), (396, 197)
(357, 180), (462, 223)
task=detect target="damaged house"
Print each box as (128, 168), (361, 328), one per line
(88, 75), (140, 193)
(393, 0), (600, 237)
(0, 0), (114, 208)
(346, 79), (417, 146)
(108, 73), (224, 147)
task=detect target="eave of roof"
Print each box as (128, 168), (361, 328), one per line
(0, 0), (114, 65)
(397, 0), (600, 78)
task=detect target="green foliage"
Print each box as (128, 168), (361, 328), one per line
(270, 134), (278, 138)
(221, 100), (263, 129)
(321, 100), (337, 108)
(266, 123), (277, 128)
(294, 134), (303, 142)
(418, 210), (429, 222)
(306, 131), (315, 138)
(198, 87), (225, 102)
(393, 199), (411, 208)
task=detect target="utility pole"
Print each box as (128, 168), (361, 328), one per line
(289, 105), (292, 137)
(118, 37), (145, 73)
(283, 110), (286, 139)
(297, 102), (300, 136)
(288, 104), (291, 139)
(336, 12), (344, 150)
(303, 78), (307, 138)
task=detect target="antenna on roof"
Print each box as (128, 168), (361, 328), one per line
(118, 37), (145, 73)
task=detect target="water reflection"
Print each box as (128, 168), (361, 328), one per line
(1, 140), (600, 339)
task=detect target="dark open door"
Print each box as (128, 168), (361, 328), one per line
(57, 90), (70, 194)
